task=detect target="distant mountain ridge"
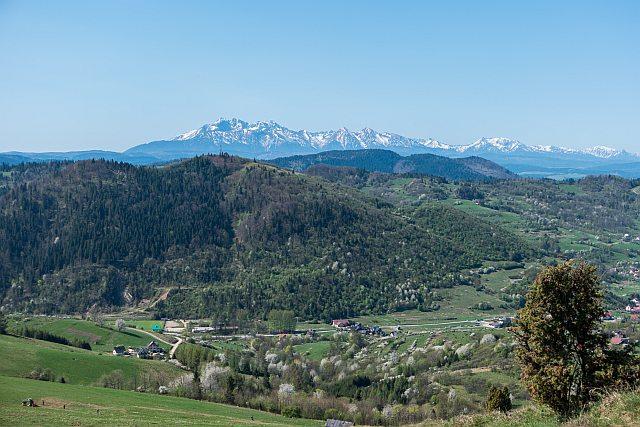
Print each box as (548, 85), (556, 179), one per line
(2, 118), (639, 178)
(269, 149), (517, 182)
(125, 118), (638, 161)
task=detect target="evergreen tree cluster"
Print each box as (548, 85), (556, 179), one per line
(19, 326), (92, 350)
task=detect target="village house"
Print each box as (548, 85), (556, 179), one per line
(191, 326), (216, 334)
(112, 345), (125, 356)
(147, 341), (164, 354)
(479, 317), (513, 329)
(610, 331), (630, 346)
(331, 319), (350, 328)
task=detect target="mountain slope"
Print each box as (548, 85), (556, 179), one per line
(0, 156), (533, 320)
(269, 149), (517, 181)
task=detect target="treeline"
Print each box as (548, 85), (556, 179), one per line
(19, 326), (92, 350)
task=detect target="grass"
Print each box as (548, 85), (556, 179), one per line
(0, 334), (181, 386)
(293, 341), (331, 361)
(0, 375), (321, 426)
(125, 320), (166, 331)
(480, 268), (526, 292)
(11, 317), (170, 352)
(347, 304), (512, 332)
(414, 390), (640, 427)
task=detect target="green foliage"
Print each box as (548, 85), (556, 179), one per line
(268, 310), (296, 333)
(0, 157), (531, 321)
(456, 184), (485, 200)
(174, 342), (216, 372)
(269, 149), (514, 181)
(281, 405), (302, 418)
(0, 312), (6, 334)
(513, 261), (640, 418)
(18, 326), (91, 350)
(25, 367), (55, 382)
(485, 386), (512, 413)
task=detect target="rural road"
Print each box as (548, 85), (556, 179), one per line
(126, 327), (183, 359)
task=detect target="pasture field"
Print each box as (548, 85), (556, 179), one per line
(0, 375), (321, 426)
(0, 334), (181, 386)
(479, 268), (526, 292)
(293, 341), (332, 361)
(10, 317), (170, 352)
(125, 319), (166, 331)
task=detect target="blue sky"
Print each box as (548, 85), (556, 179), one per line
(0, 0), (638, 152)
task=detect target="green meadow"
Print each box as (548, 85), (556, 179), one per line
(11, 317), (170, 352)
(0, 334), (181, 386)
(0, 375), (321, 426)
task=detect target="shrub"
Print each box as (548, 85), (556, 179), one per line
(485, 386), (511, 413)
(281, 405), (302, 418)
(26, 367), (54, 382)
(0, 312), (7, 334)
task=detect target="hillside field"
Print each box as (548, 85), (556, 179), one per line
(0, 334), (181, 386)
(0, 375), (321, 426)
(9, 317), (170, 353)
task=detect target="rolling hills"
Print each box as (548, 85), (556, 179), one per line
(0, 156), (533, 321)
(269, 149), (517, 181)
(0, 334), (181, 386)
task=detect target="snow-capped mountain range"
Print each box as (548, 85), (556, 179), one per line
(127, 118), (637, 162)
(2, 118), (638, 179)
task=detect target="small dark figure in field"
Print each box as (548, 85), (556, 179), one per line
(96, 409), (100, 415)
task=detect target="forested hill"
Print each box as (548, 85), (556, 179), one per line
(269, 149), (517, 181)
(0, 156), (533, 320)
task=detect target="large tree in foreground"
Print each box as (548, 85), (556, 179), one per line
(513, 261), (639, 418)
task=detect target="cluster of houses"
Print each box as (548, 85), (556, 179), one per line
(113, 341), (165, 360)
(625, 298), (640, 314)
(331, 319), (386, 336)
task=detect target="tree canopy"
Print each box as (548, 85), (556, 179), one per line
(513, 261), (640, 417)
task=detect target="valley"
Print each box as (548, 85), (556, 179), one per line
(1, 153), (640, 425)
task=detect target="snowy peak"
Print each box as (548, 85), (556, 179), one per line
(461, 137), (527, 153)
(167, 118), (446, 153)
(581, 145), (625, 158)
(155, 118), (637, 161)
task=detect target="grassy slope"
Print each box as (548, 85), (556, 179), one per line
(0, 334), (181, 385)
(293, 341), (331, 361)
(13, 317), (170, 352)
(0, 375), (321, 427)
(410, 391), (640, 427)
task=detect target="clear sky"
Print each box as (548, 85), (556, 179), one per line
(0, 0), (638, 152)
